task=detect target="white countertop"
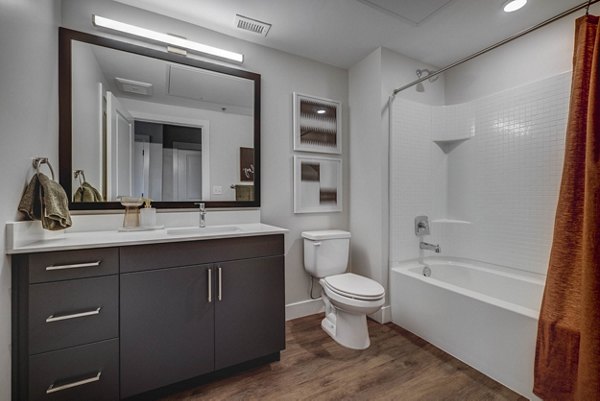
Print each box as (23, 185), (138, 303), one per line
(6, 223), (287, 254)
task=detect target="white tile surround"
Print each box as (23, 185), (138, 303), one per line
(390, 72), (571, 275)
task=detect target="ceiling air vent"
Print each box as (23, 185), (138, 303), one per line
(234, 14), (271, 37)
(115, 77), (153, 96)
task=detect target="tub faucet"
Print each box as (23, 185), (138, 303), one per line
(194, 202), (207, 228)
(420, 241), (440, 253)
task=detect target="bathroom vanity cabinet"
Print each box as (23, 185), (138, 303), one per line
(12, 234), (285, 401)
(12, 247), (121, 401)
(119, 236), (284, 398)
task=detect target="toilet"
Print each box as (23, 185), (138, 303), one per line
(302, 230), (385, 350)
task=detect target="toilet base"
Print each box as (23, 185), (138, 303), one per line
(321, 308), (371, 350)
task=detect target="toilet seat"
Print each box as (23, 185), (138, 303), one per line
(322, 273), (385, 301)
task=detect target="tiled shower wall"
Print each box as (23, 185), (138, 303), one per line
(389, 98), (446, 264)
(390, 72), (571, 275)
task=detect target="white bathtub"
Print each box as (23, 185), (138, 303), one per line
(390, 257), (545, 400)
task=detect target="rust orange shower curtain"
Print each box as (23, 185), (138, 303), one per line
(534, 15), (600, 401)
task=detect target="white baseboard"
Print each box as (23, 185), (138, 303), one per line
(286, 300), (391, 323)
(285, 298), (324, 321)
(368, 305), (392, 324)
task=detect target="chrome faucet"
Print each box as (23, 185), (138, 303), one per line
(420, 241), (441, 253)
(195, 202), (206, 228)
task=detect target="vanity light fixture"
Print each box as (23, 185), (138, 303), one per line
(92, 15), (244, 63)
(503, 0), (527, 13)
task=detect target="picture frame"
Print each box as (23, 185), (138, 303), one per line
(293, 155), (342, 213)
(293, 92), (342, 154)
(239, 147), (255, 182)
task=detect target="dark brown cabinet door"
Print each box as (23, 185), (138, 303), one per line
(214, 256), (285, 370)
(119, 264), (215, 398)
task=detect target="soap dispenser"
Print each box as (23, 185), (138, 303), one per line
(119, 196), (143, 229)
(140, 198), (157, 228)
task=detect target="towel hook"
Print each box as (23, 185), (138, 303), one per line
(32, 157), (55, 180)
(587, 0), (592, 15)
(73, 170), (86, 186)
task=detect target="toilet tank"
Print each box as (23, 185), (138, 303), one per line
(302, 230), (351, 278)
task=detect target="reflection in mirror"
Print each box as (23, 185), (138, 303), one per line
(70, 40), (255, 204)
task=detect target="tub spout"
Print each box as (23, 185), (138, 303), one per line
(420, 241), (440, 253)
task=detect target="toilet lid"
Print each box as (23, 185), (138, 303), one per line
(301, 230), (351, 240)
(323, 273), (385, 300)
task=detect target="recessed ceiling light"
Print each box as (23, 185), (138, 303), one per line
(503, 0), (527, 13)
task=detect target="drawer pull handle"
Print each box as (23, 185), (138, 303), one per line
(46, 307), (102, 323)
(46, 371), (102, 394)
(218, 266), (222, 301)
(45, 261), (102, 271)
(208, 268), (212, 303)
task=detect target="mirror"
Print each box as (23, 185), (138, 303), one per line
(59, 28), (260, 209)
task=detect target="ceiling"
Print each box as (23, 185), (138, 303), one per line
(115, 0), (586, 69)
(83, 43), (254, 114)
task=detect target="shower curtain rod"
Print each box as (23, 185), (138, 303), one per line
(392, 0), (600, 96)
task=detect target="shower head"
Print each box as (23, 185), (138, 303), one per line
(415, 68), (439, 93)
(416, 68), (439, 83)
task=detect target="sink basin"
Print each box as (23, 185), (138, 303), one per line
(166, 226), (242, 236)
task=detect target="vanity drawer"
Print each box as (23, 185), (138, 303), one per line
(28, 339), (118, 401)
(120, 234), (284, 273)
(28, 248), (118, 284)
(29, 276), (118, 355)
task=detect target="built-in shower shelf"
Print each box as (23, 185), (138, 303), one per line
(433, 137), (471, 153)
(431, 218), (471, 225)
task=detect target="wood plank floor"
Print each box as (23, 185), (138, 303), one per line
(161, 314), (527, 401)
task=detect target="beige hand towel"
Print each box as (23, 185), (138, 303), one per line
(18, 173), (72, 231)
(73, 182), (103, 202)
(17, 174), (42, 220)
(38, 173), (72, 230)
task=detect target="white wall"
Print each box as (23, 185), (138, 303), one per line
(389, 99), (447, 264)
(438, 6), (600, 275)
(443, 73), (570, 274)
(0, 0), (61, 398)
(444, 5), (600, 104)
(348, 48), (383, 284)
(381, 48), (445, 273)
(390, 73), (570, 275)
(349, 47), (443, 310)
(72, 41), (109, 195)
(61, 0), (349, 306)
(388, 6), (600, 277)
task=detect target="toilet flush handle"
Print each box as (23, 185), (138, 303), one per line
(313, 242), (321, 247)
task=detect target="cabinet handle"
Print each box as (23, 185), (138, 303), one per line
(46, 371), (102, 394)
(46, 307), (102, 323)
(45, 261), (102, 271)
(208, 268), (212, 303)
(218, 266), (222, 301)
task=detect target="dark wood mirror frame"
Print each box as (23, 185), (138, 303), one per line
(59, 27), (261, 210)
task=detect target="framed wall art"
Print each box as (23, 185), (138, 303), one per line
(239, 147), (255, 182)
(293, 92), (341, 154)
(293, 155), (342, 213)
